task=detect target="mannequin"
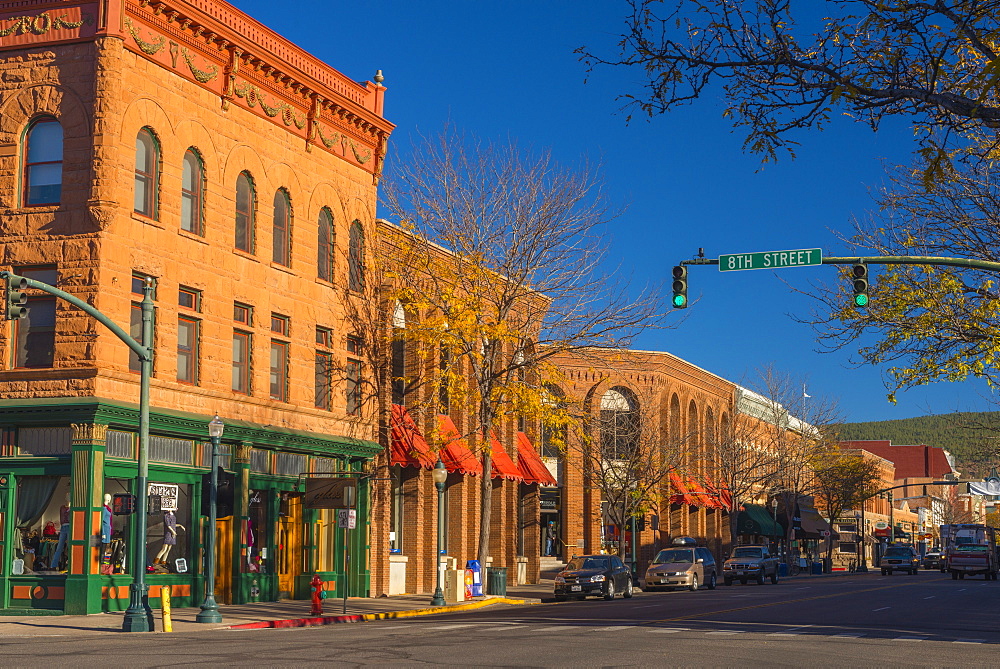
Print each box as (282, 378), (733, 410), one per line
(49, 493), (70, 571)
(101, 493), (112, 545)
(153, 510), (184, 569)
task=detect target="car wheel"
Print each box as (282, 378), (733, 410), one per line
(952, 571), (959, 580)
(689, 575), (699, 592)
(960, 573), (966, 579)
(740, 578), (747, 585)
(623, 579), (634, 599)
(881, 568), (887, 575)
(604, 580), (615, 600)
(756, 570), (766, 585)
(555, 595), (567, 602)
(912, 569), (918, 575)
(770, 570), (779, 584)
(724, 577), (733, 586)
(707, 572), (717, 590)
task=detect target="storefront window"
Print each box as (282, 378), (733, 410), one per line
(316, 508), (337, 572)
(245, 489), (269, 573)
(14, 476), (69, 574)
(102, 478), (132, 575)
(146, 482), (192, 574)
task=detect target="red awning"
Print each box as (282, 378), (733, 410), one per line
(703, 476), (732, 509)
(436, 416), (483, 476)
(516, 432), (557, 486)
(669, 472), (695, 505)
(389, 404), (437, 470)
(686, 477), (723, 509)
(487, 431), (523, 481)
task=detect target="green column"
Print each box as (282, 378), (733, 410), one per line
(64, 423), (107, 615)
(231, 441), (252, 604)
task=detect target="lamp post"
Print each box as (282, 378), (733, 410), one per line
(196, 415), (224, 623)
(857, 501), (868, 572)
(122, 280), (154, 632)
(430, 458), (447, 606)
(771, 498), (780, 558)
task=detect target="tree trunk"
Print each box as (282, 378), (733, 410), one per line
(477, 449), (494, 566)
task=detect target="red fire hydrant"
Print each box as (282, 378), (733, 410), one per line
(310, 574), (324, 616)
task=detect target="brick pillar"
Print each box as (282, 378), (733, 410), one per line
(64, 423), (106, 615)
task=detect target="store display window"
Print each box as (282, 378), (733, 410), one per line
(146, 482), (192, 574)
(13, 475), (70, 574)
(245, 489), (269, 573)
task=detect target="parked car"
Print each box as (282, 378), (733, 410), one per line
(922, 551), (944, 570)
(723, 545), (780, 585)
(880, 545), (919, 575)
(642, 541), (718, 592)
(554, 554), (633, 601)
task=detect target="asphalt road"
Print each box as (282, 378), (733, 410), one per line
(4, 570), (996, 667)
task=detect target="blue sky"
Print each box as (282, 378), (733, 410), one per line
(235, 0), (997, 422)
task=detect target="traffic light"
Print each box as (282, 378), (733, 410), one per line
(851, 264), (869, 307)
(671, 265), (688, 309)
(4, 274), (28, 320)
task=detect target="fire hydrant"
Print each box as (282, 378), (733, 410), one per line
(310, 574), (325, 616)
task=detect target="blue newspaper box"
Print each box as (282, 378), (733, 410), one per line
(466, 560), (483, 597)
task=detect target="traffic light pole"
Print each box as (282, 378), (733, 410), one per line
(2, 271), (155, 631)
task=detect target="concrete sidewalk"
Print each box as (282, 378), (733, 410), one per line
(0, 581), (551, 636)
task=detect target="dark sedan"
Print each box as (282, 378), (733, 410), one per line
(923, 551), (944, 570)
(554, 554), (634, 601)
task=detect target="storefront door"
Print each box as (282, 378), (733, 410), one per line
(216, 517), (232, 604)
(277, 495), (302, 598)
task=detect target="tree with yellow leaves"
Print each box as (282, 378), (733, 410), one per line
(380, 128), (666, 565)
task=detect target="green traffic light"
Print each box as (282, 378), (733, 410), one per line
(854, 294), (869, 307)
(673, 294), (687, 308)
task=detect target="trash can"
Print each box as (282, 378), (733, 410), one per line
(778, 562), (789, 578)
(486, 567), (507, 596)
(465, 560), (483, 597)
(811, 560), (823, 575)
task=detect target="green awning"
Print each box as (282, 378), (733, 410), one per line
(737, 503), (784, 537)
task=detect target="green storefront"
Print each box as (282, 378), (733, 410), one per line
(0, 398), (380, 615)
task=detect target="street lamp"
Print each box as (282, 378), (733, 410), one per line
(430, 458), (447, 606)
(857, 501), (868, 573)
(196, 414), (224, 623)
(771, 498), (780, 557)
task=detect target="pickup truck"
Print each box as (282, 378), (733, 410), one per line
(722, 545), (779, 585)
(948, 544), (999, 580)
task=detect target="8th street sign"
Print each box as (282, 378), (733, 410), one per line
(719, 248), (823, 272)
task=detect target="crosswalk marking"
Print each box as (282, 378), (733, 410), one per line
(892, 636), (928, 641)
(649, 628), (690, 633)
(954, 639), (985, 644)
(589, 626), (635, 632)
(528, 626), (569, 633)
(833, 633), (864, 638)
(705, 631), (745, 635)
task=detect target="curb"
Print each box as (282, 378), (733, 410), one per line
(227, 597), (533, 630)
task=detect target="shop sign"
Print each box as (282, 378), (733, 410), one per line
(305, 477), (357, 509)
(148, 482), (178, 511)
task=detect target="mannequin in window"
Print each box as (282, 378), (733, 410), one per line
(49, 493), (70, 571)
(101, 493), (112, 545)
(153, 510), (184, 570)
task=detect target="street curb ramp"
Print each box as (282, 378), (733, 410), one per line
(226, 597), (532, 630)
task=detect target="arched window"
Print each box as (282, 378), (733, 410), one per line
(272, 189), (291, 266)
(24, 117), (62, 206)
(317, 208), (334, 281)
(600, 387), (639, 461)
(134, 128), (159, 218)
(235, 171), (255, 252)
(391, 302), (407, 406)
(180, 149), (204, 235)
(348, 220), (364, 291)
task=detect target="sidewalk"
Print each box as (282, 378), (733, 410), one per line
(0, 581), (551, 636)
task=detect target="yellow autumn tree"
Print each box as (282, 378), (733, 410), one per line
(380, 128), (666, 564)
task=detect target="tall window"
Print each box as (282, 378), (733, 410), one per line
(390, 466), (404, 552)
(134, 128), (159, 218)
(272, 189), (291, 266)
(235, 171), (255, 253)
(180, 149), (204, 235)
(177, 287), (200, 384)
(346, 335), (362, 416)
(129, 273), (157, 373)
(232, 330), (251, 394)
(315, 327), (332, 410)
(270, 340), (288, 402)
(317, 208), (333, 282)
(24, 117), (62, 206)
(270, 314), (289, 401)
(391, 302), (406, 406)
(13, 266), (57, 369)
(600, 387), (639, 461)
(348, 220), (364, 291)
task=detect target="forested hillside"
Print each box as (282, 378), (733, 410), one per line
(837, 412), (1000, 477)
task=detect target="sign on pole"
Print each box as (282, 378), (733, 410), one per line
(305, 477), (357, 509)
(719, 248), (823, 272)
(337, 508), (357, 529)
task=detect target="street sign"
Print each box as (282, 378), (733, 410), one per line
(337, 508), (357, 529)
(719, 248), (823, 272)
(305, 477), (357, 509)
